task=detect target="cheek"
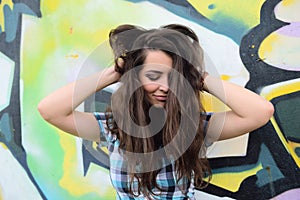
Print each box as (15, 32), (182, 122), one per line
(139, 75), (159, 94)
(142, 84), (158, 94)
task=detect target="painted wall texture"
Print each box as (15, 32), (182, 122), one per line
(0, 0), (299, 199)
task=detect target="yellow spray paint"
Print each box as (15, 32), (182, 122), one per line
(259, 34), (280, 58)
(282, 0), (296, 6)
(0, 142), (8, 150)
(206, 163), (263, 192)
(0, 184), (3, 200)
(42, 0), (60, 13)
(58, 130), (113, 198)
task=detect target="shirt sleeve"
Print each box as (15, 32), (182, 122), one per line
(93, 112), (117, 147)
(203, 112), (213, 147)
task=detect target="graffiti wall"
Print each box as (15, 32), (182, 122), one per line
(0, 0), (299, 199)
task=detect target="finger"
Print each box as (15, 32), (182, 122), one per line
(117, 57), (124, 68)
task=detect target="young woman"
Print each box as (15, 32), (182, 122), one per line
(37, 24), (274, 199)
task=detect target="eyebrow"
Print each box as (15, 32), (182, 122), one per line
(145, 70), (163, 74)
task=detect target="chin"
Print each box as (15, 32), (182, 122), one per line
(153, 102), (165, 108)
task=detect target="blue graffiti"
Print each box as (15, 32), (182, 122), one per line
(0, 113), (12, 142)
(256, 144), (284, 187)
(1, 3), (38, 42)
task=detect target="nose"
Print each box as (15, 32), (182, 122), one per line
(159, 85), (169, 93)
(158, 77), (169, 92)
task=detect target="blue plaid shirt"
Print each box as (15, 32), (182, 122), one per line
(94, 112), (212, 200)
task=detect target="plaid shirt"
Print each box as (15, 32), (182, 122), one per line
(94, 112), (212, 200)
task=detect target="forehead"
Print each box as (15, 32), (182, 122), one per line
(142, 50), (173, 71)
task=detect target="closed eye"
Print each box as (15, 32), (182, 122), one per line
(145, 71), (162, 81)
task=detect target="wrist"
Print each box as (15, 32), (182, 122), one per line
(107, 66), (121, 83)
(96, 66), (120, 90)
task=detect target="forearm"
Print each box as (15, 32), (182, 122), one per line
(38, 66), (119, 122)
(204, 74), (273, 119)
(203, 74), (274, 140)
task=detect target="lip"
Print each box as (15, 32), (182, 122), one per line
(154, 95), (167, 101)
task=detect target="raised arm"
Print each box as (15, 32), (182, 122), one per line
(203, 73), (274, 142)
(37, 66), (120, 142)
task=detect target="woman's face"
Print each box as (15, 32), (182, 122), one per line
(139, 50), (173, 107)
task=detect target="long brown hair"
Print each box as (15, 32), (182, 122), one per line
(107, 24), (211, 198)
